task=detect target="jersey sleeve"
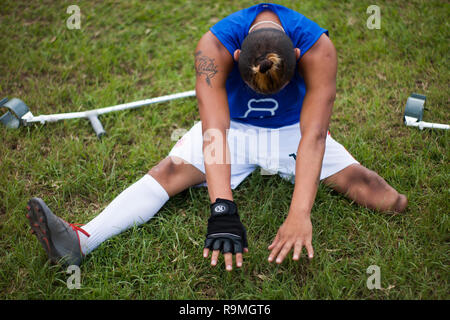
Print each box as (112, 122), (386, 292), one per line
(288, 14), (329, 58)
(209, 11), (246, 56)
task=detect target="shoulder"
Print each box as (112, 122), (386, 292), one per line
(197, 31), (225, 50)
(300, 34), (336, 62)
(196, 31), (233, 65)
(298, 34), (337, 88)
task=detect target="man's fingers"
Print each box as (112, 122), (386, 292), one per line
(224, 253), (233, 271)
(236, 253), (243, 268)
(268, 240), (284, 262)
(292, 242), (314, 260)
(293, 241), (303, 260)
(268, 234), (280, 250)
(306, 242), (314, 259)
(275, 242), (294, 264)
(211, 250), (220, 266)
(206, 237), (247, 269)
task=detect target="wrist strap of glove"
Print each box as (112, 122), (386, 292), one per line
(210, 198), (237, 217)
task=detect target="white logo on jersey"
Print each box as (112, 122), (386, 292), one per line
(242, 98), (279, 118)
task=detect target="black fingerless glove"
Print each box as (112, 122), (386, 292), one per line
(204, 198), (248, 254)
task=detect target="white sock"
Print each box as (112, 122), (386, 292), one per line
(79, 174), (169, 255)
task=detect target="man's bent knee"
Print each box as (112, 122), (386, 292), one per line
(148, 157), (183, 186)
(147, 156), (205, 197)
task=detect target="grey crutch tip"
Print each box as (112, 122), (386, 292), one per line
(404, 93), (426, 123)
(0, 98), (30, 129)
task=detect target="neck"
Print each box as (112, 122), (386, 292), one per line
(249, 20), (285, 33)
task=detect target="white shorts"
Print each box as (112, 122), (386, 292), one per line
(169, 121), (359, 189)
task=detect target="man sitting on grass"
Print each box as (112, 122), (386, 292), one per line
(26, 3), (407, 270)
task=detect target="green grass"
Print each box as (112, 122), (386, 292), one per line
(0, 0), (448, 299)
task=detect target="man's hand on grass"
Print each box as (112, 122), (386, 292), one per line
(268, 214), (314, 264)
(203, 198), (248, 271)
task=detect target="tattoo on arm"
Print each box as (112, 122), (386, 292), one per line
(195, 50), (218, 87)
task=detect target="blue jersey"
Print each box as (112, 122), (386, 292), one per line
(210, 3), (328, 128)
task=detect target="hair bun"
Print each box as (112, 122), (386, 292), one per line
(259, 59), (273, 73)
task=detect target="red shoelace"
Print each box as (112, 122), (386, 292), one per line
(69, 223), (90, 237)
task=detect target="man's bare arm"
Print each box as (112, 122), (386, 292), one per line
(291, 33), (337, 217)
(196, 32), (248, 271)
(268, 33), (337, 263)
(195, 31), (234, 202)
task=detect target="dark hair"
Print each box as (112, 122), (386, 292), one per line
(238, 28), (296, 94)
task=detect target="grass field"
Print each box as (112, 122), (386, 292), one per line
(0, 0), (448, 300)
